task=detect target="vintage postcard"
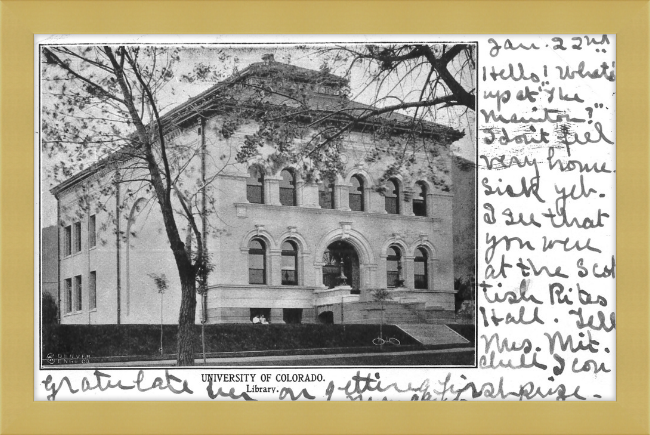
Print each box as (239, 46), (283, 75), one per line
(35, 34), (615, 401)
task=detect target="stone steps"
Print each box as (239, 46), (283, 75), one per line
(342, 301), (424, 324)
(338, 298), (458, 325)
(396, 324), (469, 346)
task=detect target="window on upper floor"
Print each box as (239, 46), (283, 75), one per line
(248, 238), (267, 285)
(413, 182), (427, 217)
(279, 169), (296, 206)
(385, 179), (400, 215)
(414, 247), (429, 289)
(64, 225), (72, 257)
(89, 215), (96, 248)
(386, 245), (402, 288)
(73, 222), (82, 253)
(349, 175), (365, 212)
(246, 167), (264, 204)
(281, 241), (298, 285)
(319, 179), (335, 209)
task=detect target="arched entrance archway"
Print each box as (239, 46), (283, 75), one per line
(322, 240), (360, 290)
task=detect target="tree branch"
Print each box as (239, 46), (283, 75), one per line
(420, 45), (475, 110)
(123, 49), (173, 195)
(43, 48), (126, 105)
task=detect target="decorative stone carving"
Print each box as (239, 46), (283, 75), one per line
(340, 221), (353, 240)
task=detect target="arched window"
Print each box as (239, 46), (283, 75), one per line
(386, 245), (402, 288)
(414, 247), (429, 289)
(349, 175), (364, 212)
(246, 167), (264, 204)
(385, 179), (400, 214)
(319, 179), (335, 209)
(248, 239), (266, 284)
(413, 182), (427, 217)
(279, 169), (296, 206)
(281, 241), (298, 285)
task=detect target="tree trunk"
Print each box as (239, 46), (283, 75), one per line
(380, 300), (384, 349)
(177, 273), (197, 366)
(93, 47), (201, 366)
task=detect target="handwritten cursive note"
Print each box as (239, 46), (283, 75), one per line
(477, 34), (616, 400)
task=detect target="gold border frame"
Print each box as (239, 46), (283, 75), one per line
(2, 1), (648, 434)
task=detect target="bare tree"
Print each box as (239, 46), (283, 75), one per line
(327, 44), (475, 110)
(234, 44), (474, 190)
(42, 45), (224, 365)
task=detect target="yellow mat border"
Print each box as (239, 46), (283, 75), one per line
(2, 1), (648, 434)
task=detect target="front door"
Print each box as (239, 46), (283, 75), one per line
(322, 240), (360, 289)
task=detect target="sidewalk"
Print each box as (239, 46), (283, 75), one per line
(43, 340), (474, 366)
(53, 346), (475, 367)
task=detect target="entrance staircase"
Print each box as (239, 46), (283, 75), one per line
(337, 300), (469, 347)
(397, 324), (470, 346)
(340, 300), (456, 325)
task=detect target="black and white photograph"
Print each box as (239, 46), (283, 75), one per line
(39, 38), (477, 369)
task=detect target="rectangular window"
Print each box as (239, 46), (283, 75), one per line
(279, 187), (295, 206)
(249, 252), (265, 269)
(247, 185), (263, 204)
(64, 278), (72, 313)
(73, 222), (82, 253)
(89, 215), (96, 248)
(89, 271), (97, 310)
(385, 197), (398, 215)
(249, 269), (265, 284)
(386, 271), (400, 288)
(74, 275), (82, 311)
(64, 226), (72, 257)
(319, 186), (334, 209)
(250, 308), (271, 323)
(248, 240), (266, 285)
(281, 270), (297, 285)
(413, 258), (429, 289)
(349, 193), (363, 212)
(281, 254), (297, 285)
(283, 308), (303, 324)
(413, 199), (426, 217)
(248, 252), (265, 284)
(387, 259), (400, 288)
(319, 191), (332, 209)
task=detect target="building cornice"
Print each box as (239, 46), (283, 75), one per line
(234, 202), (444, 223)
